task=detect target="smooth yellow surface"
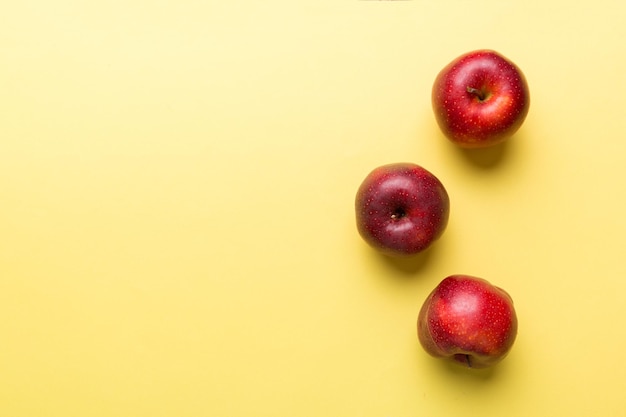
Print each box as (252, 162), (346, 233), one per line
(2, 1), (626, 416)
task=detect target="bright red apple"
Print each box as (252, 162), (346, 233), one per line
(432, 49), (530, 148)
(355, 163), (450, 257)
(417, 275), (518, 368)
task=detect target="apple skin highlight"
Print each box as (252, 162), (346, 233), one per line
(432, 49), (530, 148)
(417, 275), (518, 368)
(355, 163), (450, 257)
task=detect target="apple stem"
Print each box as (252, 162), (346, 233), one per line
(466, 86), (486, 101)
(465, 354), (472, 368)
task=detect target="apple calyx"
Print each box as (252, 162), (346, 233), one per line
(466, 86), (488, 102)
(455, 353), (472, 368)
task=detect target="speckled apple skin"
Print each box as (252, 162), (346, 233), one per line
(417, 275), (518, 368)
(432, 50), (530, 148)
(355, 163), (449, 257)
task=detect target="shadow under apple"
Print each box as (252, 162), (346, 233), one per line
(416, 342), (508, 385)
(378, 244), (439, 277)
(453, 137), (512, 169)
(439, 357), (499, 381)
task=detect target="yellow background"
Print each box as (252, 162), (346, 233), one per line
(2, 1), (625, 416)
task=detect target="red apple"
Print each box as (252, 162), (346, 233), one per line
(355, 163), (450, 257)
(417, 275), (518, 368)
(432, 49), (530, 148)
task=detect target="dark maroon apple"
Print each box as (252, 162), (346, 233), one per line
(417, 275), (518, 368)
(432, 49), (530, 148)
(355, 163), (449, 257)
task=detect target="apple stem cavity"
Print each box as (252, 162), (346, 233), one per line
(390, 208), (406, 220)
(466, 86), (487, 101)
(465, 354), (472, 368)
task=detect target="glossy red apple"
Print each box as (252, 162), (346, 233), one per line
(417, 275), (518, 368)
(432, 49), (530, 148)
(355, 163), (450, 257)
